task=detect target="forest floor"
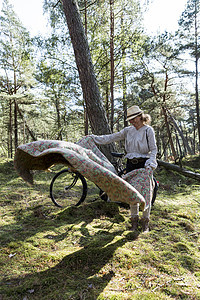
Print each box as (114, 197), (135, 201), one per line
(0, 156), (200, 300)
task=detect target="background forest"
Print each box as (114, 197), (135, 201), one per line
(1, 1), (200, 299)
(0, 0), (200, 162)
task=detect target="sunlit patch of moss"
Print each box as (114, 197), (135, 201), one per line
(0, 158), (200, 299)
(179, 254), (197, 272)
(174, 241), (192, 253)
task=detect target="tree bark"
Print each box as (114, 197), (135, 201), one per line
(14, 99), (18, 152)
(162, 105), (177, 159)
(84, 103), (89, 135)
(194, 0), (200, 151)
(9, 99), (13, 158)
(110, 0), (114, 132)
(150, 73), (177, 160)
(61, 0), (116, 160)
(167, 109), (193, 155)
(162, 72), (177, 160)
(120, 12), (128, 128)
(16, 104), (37, 141)
(83, 0), (89, 135)
(55, 97), (62, 139)
(61, 0), (109, 134)
(158, 160), (200, 182)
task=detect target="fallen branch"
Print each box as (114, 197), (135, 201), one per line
(157, 160), (200, 182)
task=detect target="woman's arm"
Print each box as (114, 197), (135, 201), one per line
(90, 129), (126, 145)
(145, 127), (157, 169)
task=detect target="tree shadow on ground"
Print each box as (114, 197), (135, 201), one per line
(1, 201), (139, 299)
(3, 230), (139, 299)
(0, 200), (125, 244)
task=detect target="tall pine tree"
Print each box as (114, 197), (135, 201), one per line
(178, 0), (200, 151)
(0, 0), (35, 157)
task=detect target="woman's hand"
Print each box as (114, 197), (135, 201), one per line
(145, 165), (152, 171)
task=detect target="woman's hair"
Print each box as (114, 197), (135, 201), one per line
(140, 113), (151, 125)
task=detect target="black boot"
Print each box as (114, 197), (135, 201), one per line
(141, 217), (150, 233)
(130, 216), (139, 231)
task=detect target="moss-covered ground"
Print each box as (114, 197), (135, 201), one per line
(0, 157), (200, 299)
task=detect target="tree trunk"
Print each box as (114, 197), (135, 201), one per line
(150, 73), (177, 160)
(162, 105), (177, 159)
(84, 103), (89, 135)
(158, 160), (200, 182)
(156, 128), (161, 158)
(61, 0), (116, 160)
(61, 0), (109, 134)
(16, 104), (37, 141)
(83, 0), (89, 135)
(55, 97), (62, 140)
(110, 0), (114, 132)
(9, 99), (13, 158)
(194, 0), (200, 151)
(122, 46), (127, 127)
(167, 109), (193, 155)
(190, 117), (196, 154)
(14, 99), (18, 152)
(121, 13), (128, 128)
(105, 85), (109, 121)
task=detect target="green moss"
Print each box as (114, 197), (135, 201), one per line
(195, 271), (200, 278)
(179, 254), (196, 272)
(8, 241), (23, 249)
(0, 158), (200, 299)
(174, 241), (192, 253)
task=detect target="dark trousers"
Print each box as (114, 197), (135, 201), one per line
(126, 158), (147, 173)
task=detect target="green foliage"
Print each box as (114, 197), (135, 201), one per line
(179, 0), (200, 30)
(0, 0), (37, 157)
(0, 0), (199, 163)
(0, 157), (200, 299)
(0, 0), (35, 92)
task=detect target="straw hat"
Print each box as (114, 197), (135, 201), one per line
(126, 105), (143, 121)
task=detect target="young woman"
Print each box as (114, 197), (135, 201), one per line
(91, 105), (157, 232)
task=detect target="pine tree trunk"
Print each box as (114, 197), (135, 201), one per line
(121, 13), (128, 128)
(110, 0), (114, 132)
(195, 54), (200, 151)
(105, 85), (109, 121)
(9, 99), (13, 158)
(84, 103), (89, 135)
(14, 99), (18, 152)
(158, 159), (200, 182)
(55, 98), (62, 140)
(122, 45), (127, 127)
(16, 104), (37, 141)
(83, 0), (89, 135)
(194, 0), (200, 151)
(167, 109), (193, 155)
(150, 72), (177, 160)
(162, 106), (177, 159)
(61, 0), (116, 160)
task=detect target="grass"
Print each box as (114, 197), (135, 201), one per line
(0, 157), (200, 299)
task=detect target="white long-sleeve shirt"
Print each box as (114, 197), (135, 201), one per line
(91, 125), (157, 169)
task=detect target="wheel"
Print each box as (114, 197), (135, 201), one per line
(50, 169), (87, 207)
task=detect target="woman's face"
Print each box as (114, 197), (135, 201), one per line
(129, 115), (143, 129)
